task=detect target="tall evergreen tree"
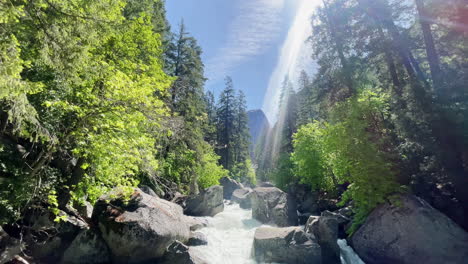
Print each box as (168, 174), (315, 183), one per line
(216, 77), (236, 171)
(157, 22), (211, 194)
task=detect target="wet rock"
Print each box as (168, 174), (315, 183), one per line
(351, 194), (468, 264)
(317, 216), (340, 264)
(92, 188), (190, 263)
(304, 215), (340, 264)
(61, 229), (110, 264)
(219, 177), (243, 199)
(253, 226), (321, 264)
(187, 232), (208, 246)
(161, 241), (208, 264)
(251, 187), (297, 226)
(185, 217), (209, 231)
(231, 188), (252, 209)
(185, 185), (224, 217)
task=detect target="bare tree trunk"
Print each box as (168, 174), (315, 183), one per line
(415, 0), (443, 91)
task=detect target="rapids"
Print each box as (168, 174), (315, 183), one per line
(190, 202), (365, 264)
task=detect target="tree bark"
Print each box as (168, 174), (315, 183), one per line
(415, 0), (443, 91)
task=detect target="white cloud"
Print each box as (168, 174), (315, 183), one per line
(205, 0), (285, 86)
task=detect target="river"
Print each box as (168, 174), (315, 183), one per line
(190, 202), (365, 264)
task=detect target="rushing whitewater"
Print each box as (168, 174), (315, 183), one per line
(191, 202), (364, 264)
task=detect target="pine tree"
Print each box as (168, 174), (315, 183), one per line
(216, 77), (236, 171)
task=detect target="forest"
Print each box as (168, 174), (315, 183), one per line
(0, 0), (467, 264)
(0, 0), (254, 225)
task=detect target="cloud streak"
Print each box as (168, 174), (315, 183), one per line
(205, 0), (285, 86)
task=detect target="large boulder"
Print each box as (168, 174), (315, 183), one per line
(161, 241), (208, 264)
(61, 229), (111, 264)
(351, 194), (468, 264)
(288, 184), (319, 215)
(321, 210), (351, 239)
(253, 226), (321, 264)
(251, 187), (297, 226)
(219, 177), (243, 199)
(231, 188), (252, 209)
(187, 232), (208, 246)
(185, 185), (224, 217)
(21, 208), (88, 262)
(304, 215), (340, 264)
(317, 216), (340, 264)
(92, 188), (190, 263)
(1, 227), (23, 264)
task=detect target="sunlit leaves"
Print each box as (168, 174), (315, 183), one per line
(292, 89), (400, 232)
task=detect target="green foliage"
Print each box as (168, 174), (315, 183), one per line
(0, 0), (172, 223)
(197, 143), (228, 189)
(292, 89), (400, 232)
(216, 77), (252, 183)
(272, 153), (294, 191)
(292, 121), (332, 190)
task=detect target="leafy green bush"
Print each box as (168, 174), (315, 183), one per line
(292, 89), (401, 233)
(197, 144), (228, 189)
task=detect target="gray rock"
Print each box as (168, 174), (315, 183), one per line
(185, 185), (224, 217)
(317, 198), (338, 212)
(23, 209), (87, 262)
(162, 241), (208, 264)
(61, 229), (111, 264)
(317, 216), (340, 264)
(251, 187), (297, 226)
(1, 227), (23, 264)
(253, 226), (321, 264)
(92, 188), (190, 264)
(322, 210), (351, 226)
(258, 182), (275, 187)
(351, 194), (468, 264)
(219, 177), (243, 199)
(76, 201), (93, 219)
(231, 188), (252, 209)
(288, 184), (319, 215)
(322, 209), (351, 239)
(172, 192), (188, 208)
(139, 185), (158, 197)
(335, 206), (353, 218)
(185, 217), (209, 231)
(304, 215), (320, 235)
(304, 215), (340, 264)
(187, 232), (208, 246)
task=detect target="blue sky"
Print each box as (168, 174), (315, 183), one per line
(166, 0), (321, 121)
